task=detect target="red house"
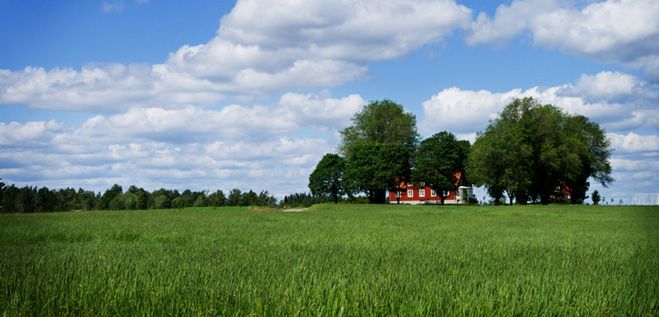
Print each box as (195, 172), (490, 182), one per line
(388, 171), (475, 204)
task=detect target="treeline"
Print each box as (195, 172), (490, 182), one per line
(279, 192), (369, 207)
(309, 98), (612, 205)
(0, 181), (277, 213)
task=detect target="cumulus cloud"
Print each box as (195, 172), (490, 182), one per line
(608, 132), (659, 154)
(468, 0), (659, 76)
(218, 0), (471, 61)
(0, 92), (363, 196)
(420, 71), (658, 135)
(73, 91), (364, 142)
(0, 0), (469, 111)
(0, 120), (62, 146)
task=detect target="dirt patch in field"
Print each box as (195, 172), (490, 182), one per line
(250, 207), (280, 213)
(283, 208), (308, 213)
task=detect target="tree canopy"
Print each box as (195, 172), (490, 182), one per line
(309, 153), (345, 204)
(340, 100), (418, 203)
(468, 97), (612, 204)
(340, 99), (418, 156)
(413, 131), (470, 204)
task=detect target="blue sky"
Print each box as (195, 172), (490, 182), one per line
(1, 0), (658, 203)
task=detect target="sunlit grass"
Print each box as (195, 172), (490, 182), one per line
(1, 204), (657, 315)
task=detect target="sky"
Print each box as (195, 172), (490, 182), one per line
(1, 0), (658, 203)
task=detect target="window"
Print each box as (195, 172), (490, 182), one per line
(420, 182), (425, 187)
(406, 182), (413, 187)
(407, 189), (414, 197)
(419, 188), (425, 197)
(431, 189), (437, 197)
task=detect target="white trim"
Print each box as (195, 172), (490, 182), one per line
(389, 199), (459, 205)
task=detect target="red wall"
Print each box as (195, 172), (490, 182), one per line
(389, 185), (457, 202)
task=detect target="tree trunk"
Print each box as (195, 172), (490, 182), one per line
(374, 189), (387, 204)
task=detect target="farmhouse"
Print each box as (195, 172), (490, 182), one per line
(389, 171), (475, 205)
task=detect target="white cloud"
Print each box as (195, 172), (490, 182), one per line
(0, 120), (62, 145)
(468, 0), (559, 45)
(1, 0), (469, 111)
(72, 91), (364, 142)
(0, 65), (225, 111)
(219, 0), (471, 61)
(0, 128), (333, 197)
(420, 71), (658, 135)
(469, 0), (659, 76)
(608, 132), (659, 153)
(277, 91), (365, 129)
(0, 91), (364, 196)
(573, 71), (639, 101)
(421, 87), (520, 134)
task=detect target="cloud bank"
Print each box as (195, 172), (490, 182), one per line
(468, 0), (659, 77)
(0, 0), (470, 111)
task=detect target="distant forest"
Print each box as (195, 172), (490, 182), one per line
(0, 179), (326, 213)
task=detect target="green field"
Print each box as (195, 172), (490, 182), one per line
(1, 204), (657, 316)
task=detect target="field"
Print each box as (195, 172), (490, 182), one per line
(1, 204), (657, 316)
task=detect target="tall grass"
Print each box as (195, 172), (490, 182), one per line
(1, 205), (657, 316)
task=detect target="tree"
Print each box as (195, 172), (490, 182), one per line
(340, 100), (418, 203)
(208, 190), (226, 207)
(413, 132), (469, 204)
(309, 154), (345, 204)
(0, 179), (5, 212)
(257, 191), (277, 207)
(77, 188), (97, 211)
(562, 115), (613, 204)
(343, 143), (411, 203)
(468, 97), (613, 204)
(35, 187), (57, 212)
(100, 184), (123, 210)
(193, 192), (208, 207)
(151, 188), (173, 209)
(591, 190), (601, 205)
(127, 186), (149, 210)
(227, 189), (242, 206)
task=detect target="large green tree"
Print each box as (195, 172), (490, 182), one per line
(343, 143), (411, 203)
(413, 131), (470, 204)
(340, 100), (418, 203)
(309, 153), (345, 204)
(468, 97), (612, 204)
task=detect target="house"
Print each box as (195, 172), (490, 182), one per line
(388, 171), (475, 205)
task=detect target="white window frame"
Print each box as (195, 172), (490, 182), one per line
(419, 188), (425, 198)
(407, 189), (414, 197)
(431, 189), (437, 197)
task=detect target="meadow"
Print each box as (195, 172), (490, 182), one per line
(1, 204), (657, 316)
